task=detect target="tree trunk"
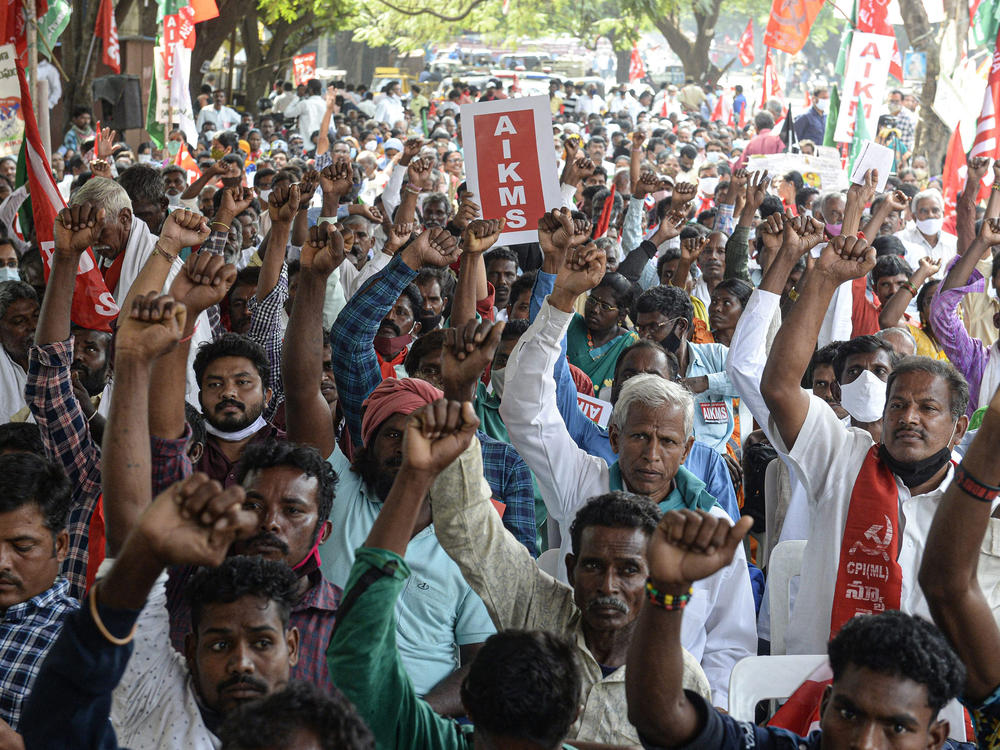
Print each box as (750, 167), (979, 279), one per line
(63, 0), (102, 134)
(648, 0), (723, 82)
(190, 0), (255, 95)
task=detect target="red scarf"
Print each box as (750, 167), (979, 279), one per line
(377, 346), (408, 381)
(829, 444), (903, 639)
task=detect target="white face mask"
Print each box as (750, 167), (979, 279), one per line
(705, 152), (723, 163)
(258, 189), (272, 204)
(698, 177), (719, 195)
(167, 193), (183, 208)
(490, 366), (506, 398)
(815, 98), (829, 113)
(839, 369), (886, 423)
(0, 267), (18, 283)
(915, 217), (943, 236)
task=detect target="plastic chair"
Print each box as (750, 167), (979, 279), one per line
(536, 548), (561, 577)
(728, 654), (828, 722)
(768, 540), (807, 656)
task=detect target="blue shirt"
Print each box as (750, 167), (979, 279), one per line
(528, 271), (741, 522)
(794, 107), (827, 145)
(320, 446), (496, 695)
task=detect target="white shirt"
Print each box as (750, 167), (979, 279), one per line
(109, 568), (220, 750)
(771, 394), (1000, 657)
(272, 91), (297, 112)
(500, 300), (757, 707)
(282, 95), (327, 143)
(0, 347), (27, 423)
(894, 225), (957, 280)
(195, 105), (240, 133)
(375, 94), (405, 125)
(576, 94), (606, 116)
(38, 60), (61, 108)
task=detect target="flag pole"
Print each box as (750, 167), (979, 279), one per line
(25, 0), (37, 108)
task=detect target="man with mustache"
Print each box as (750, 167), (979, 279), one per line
(758, 231), (996, 676)
(498, 241), (755, 709)
(0, 281), (39, 421)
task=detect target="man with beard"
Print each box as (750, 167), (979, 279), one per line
(633, 284), (739, 456)
(484, 246), (519, 314)
(0, 281), (38, 421)
(420, 192), (451, 230)
(499, 241), (755, 708)
(162, 165), (188, 210)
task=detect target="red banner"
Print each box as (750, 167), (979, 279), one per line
(95, 0), (120, 73)
(763, 0), (825, 54)
(628, 45), (646, 82)
(16, 65), (117, 331)
(738, 20), (755, 66)
(293, 53), (317, 86)
(941, 127), (964, 236)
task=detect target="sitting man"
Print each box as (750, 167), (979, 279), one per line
(500, 237), (755, 707)
(626, 508), (968, 750)
(329, 397), (707, 748)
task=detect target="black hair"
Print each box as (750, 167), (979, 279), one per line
(803, 341), (843, 388)
(712, 278), (753, 309)
(0, 280), (38, 320)
(184, 402), (206, 450)
(0, 453), (72, 533)
(593, 271), (635, 316)
(71, 105), (91, 119)
(235, 441), (338, 533)
(414, 267), (456, 306)
(832, 335), (898, 382)
(398, 283), (424, 321)
(870, 254), (913, 286)
(193, 332), (271, 389)
(872, 235), (907, 258)
(218, 680), (374, 750)
(254, 167), (276, 187)
(117, 164), (166, 205)
(403, 328), (447, 376)
(186, 556), (299, 633)
(656, 247), (682, 280)
(759, 195), (784, 220)
(782, 170), (804, 192)
(0, 422), (44, 455)
(507, 270), (537, 310)
(569, 490), (661, 556)
(215, 131), (239, 152)
(613, 339), (680, 381)
(915, 278), (940, 316)
(679, 144), (698, 161)
(828, 610), (964, 715)
(885, 356), (970, 421)
(796, 186), (820, 210)
(461, 631), (581, 747)
(484, 246), (519, 271)
(634, 285), (694, 329)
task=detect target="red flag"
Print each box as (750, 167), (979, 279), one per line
(971, 32), (1000, 201)
(760, 48), (783, 108)
(711, 90), (734, 126)
(16, 64), (118, 332)
(941, 127), (965, 236)
(856, 0), (903, 80)
(628, 45), (646, 83)
(595, 184), (616, 238)
(190, 0), (219, 22)
(764, 0), (824, 54)
(0, 0), (45, 60)
(175, 142), (202, 184)
(738, 20), (755, 66)
(95, 0), (120, 73)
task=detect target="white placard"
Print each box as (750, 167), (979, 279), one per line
(833, 32), (896, 143)
(849, 141), (894, 190)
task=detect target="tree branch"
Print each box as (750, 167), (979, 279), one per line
(372, 0), (488, 21)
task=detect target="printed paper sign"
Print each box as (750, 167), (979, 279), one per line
(834, 32), (895, 143)
(0, 45), (23, 159)
(746, 151), (848, 191)
(293, 53), (317, 86)
(460, 95), (562, 245)
(578, 393), (613, 429)
(849, 140), (894, 189)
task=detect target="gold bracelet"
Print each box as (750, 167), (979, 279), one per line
(88, 582), (138, 646)
(152, 241), (178, 263)
(210, 220), (230, 232)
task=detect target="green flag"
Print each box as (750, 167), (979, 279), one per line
(848, 97), (870, 176)
(155, 0), (187, 23)
(835, 0), (855, 79)
(146, 70), (165, 148)
(971, 0), (1000, 48)
(823, 84), (840, 147)
(38, 0), (71, 60)
(14, 142), (34, 240)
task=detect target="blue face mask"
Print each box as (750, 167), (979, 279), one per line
(0, 267), (19, 283)
(349, 147), (358, 159)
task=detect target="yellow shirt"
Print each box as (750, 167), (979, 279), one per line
(908, 323), (947, 360)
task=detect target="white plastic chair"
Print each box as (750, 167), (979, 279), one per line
(536, 548), (561, 577)
(728, 654), (828, 722)
(768, 540), (807, 656)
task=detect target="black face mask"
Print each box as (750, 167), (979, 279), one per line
(660, 328), (683, 354)
(878, 443), (953, 489)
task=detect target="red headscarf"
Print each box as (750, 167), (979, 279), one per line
(361, 377), (443, 447)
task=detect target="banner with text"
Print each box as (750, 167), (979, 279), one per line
(577, 393), (613, 429)
(833, 32), (895, 143)
(0, 44), (22, 158)
(460, 95), (561, 245)
(293, 53), (317, 86)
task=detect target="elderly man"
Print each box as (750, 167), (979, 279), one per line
(758, 232), (1000, 678)
(0, 281), (38, 420)
(500, 242), (755, 708)
(895, 189), (956, 277)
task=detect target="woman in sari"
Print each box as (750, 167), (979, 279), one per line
(566, 272), (638, 398)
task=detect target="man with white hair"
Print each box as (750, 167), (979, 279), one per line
(895, 189), (956, 278)
(500, 240), (755, 708)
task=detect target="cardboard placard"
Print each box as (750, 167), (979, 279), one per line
(460, 95), (562, 245)
(293, 53), (317, 86)
(849, 140), (894, 190)
(577, 393), (613, 428)
(833, 32), (896, 143)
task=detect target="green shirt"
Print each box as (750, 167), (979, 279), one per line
(565, 314), (638, 396)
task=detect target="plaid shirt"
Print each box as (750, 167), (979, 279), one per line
(0, 577), (78, 730)
(246, 264), (288, 422)
(24, 339), (102, 599)
(330, 254), (537, 553)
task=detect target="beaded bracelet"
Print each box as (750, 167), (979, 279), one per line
(955, 464), (1000, 503)
(645, 581), (694, 610)
(152, 241), (178, 263)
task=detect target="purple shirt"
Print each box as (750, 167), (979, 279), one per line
(929, 262), (992, 415)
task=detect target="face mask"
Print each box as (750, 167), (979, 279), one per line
(825, 222), (842, 237)
(258, 188), (272, 204)
(490, 366), (506, 398)
(802, 209), (813, 218)
(167, 140), (181, 157)
(417, 311), (442, 332)
(815, 98), (829, 113)
(839, 369), (886, 423)
(138, 154), (152, 164)
(210, 147), (225, 160)
(373, 333), (413, 360)
(349, 147), (358, 159)
(705, 152), (723, 163)
(0, 267), (18, 283)
(878, 441), (954, 489)
(699, 177), (719, 195)
(694, 136), (706, 149)
(915, 217), (943, 236)
(888, 102), (901, 114)
(365, 140), (377, 152)
(167, 193), (183, 208)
